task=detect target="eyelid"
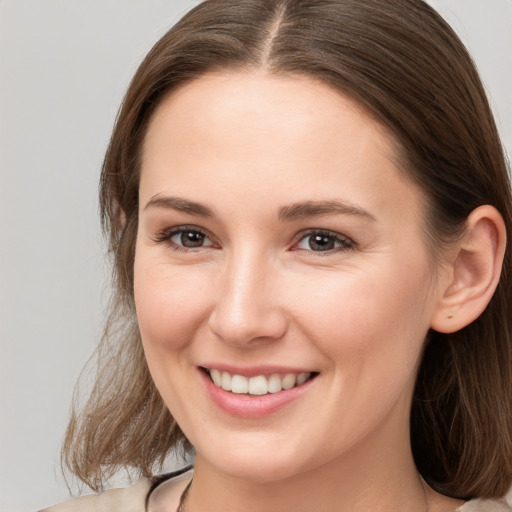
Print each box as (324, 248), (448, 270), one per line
(291, 228), (356, 253)
(151, 224), (219, 250)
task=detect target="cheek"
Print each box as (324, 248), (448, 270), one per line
(292, 257), (433, 376)
(134, 253), (213, 354)
(133, 250), (217, 417)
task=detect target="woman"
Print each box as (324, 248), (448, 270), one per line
(43, 0), (512, 510)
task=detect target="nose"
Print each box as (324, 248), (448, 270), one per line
(208, 250), (288, 347)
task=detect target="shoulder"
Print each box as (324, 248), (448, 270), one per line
(38, 479), (151, 512)
(38, 466), (194, 512)
(456, 498), (512, 512)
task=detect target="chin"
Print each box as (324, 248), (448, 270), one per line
(194, 436), (318, 484)
(218, 458), (304, 483)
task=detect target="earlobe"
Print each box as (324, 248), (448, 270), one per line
(431, 205), (506, 334)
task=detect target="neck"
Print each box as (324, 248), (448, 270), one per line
(188, 459), (427, 512)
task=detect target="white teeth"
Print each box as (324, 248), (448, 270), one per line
(208, 369), (312, 395)
(267, 374), (282, 393)
(231, 374), (249, 394)
(281, 373), (297, 390)
(221, 371), (231, 391)
(249, 375), (268, 395)
(210, 369), (222, 387)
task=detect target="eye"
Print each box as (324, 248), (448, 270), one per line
(295, 230), (354, 253)
(152, 225), (216, 251)
(170, 229), (212, 248)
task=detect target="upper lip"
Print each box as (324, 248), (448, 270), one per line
(200, 364), (316, 378)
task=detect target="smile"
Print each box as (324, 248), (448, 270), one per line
(206, 368), (315, 395)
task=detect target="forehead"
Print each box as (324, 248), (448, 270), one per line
(142, 72), (398, 174)
(140, 71), (424, 225)
(143, 72), (392, 153)
(144, 72), (388, 145)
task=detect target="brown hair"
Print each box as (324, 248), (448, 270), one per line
(62, 0), (512, 499)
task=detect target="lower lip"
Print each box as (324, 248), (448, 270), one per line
(199, 369), (316, 419)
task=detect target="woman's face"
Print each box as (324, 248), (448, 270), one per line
(135, 72), (448, 482)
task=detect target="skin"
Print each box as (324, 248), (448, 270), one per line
(135, 72), (465, 512)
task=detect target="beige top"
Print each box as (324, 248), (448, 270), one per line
(40, 469), (511, 512)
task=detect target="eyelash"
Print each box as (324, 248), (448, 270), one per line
(152, 225), (216, 253)
(152, 226), (355, 255)
(293, 229), (355, 254)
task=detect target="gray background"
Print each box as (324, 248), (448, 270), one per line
(0, 1), (511, 511)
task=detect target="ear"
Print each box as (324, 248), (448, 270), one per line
(431, 205), (507, 333)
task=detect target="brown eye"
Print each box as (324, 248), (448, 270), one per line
(308, 234), (335, 251)
(296, 231), (353, 252)
(170, 229), (212, 248)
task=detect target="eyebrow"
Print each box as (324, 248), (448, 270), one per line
(143, 195), (375, 222)
(143, 195), (214, 217)
(278, 200), (376, 222)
